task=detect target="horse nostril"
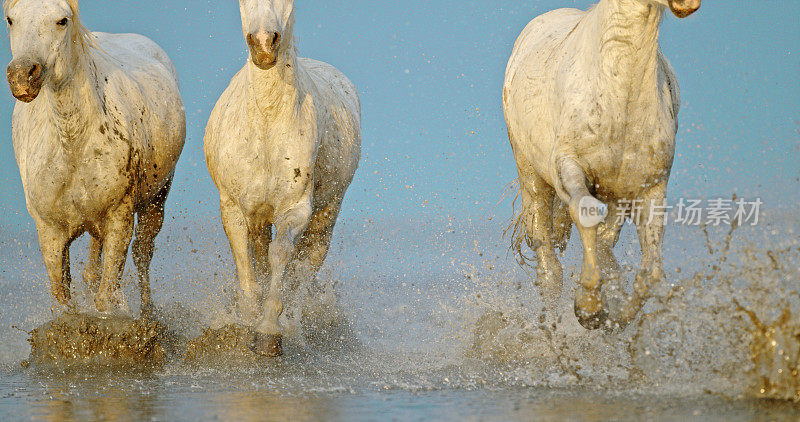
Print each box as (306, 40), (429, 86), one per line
(28, 64), (41, 81)
(271, 32), (281, 48)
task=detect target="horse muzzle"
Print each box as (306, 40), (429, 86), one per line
(7, 59), (44, 103)
(247, 31), (281, 70)
(668, 0), (701, 18)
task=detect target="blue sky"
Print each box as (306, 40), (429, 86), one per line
(0, 0), (798, 233)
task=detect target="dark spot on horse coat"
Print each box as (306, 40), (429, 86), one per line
(99, 125), (106, 134)
(294, 168), (302, 181)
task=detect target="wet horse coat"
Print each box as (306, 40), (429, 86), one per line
(204, 0), (361, 356)
(5, 0), (185, 314)
(503, 0), (700, 328)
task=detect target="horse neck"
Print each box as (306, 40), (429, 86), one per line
(591, 0), (664, 93)
(247, 39), (302, 120)
(43, 54), (102, 148)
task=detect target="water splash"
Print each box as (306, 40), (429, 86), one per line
(737, 301), (800, 402)
(464, 220), (800, 402)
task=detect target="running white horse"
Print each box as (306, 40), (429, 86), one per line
(5, 0), (185, 316)
(503, 0), (700, 329)
(205, 0), (361, 356)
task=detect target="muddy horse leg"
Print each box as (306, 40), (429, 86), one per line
(520, 176), (564, 325)
(252, 200), (312, 357)
(252, 224), (273, 291)
(83, 237), (103, 294)
(615, 187), (667, 327)
(285, 199), (342, 293)
(131, 179), (172, 318)
(557, 157), (607, 329)
(220, 193), (262, 323)
(95, 197), (135, 313)
(36, 221), (73, 313)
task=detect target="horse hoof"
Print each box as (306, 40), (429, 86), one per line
(250, 333), (282, 357)
(575, 308), (608, 330)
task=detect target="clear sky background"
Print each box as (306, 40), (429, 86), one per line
(0, 0), (798, 234)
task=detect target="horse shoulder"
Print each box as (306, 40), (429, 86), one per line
(10, 103), (42, 191)
(206, 67), (248, 139)
(11, 103), (33, 159)
(93, 33), (184, 165)
(299, 58), (360, 116)
(205, 67), (268, 192)
(94, 33), (181, 110)
(299, 60), (360, 138)
(506, 8), (585, 83)
(292, 59), (360, 200)
(505, 9), (584, 139)
(657, 50), (681, 120)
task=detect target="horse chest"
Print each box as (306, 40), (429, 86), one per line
(26, 137), (133, 224)
(565, 82), (675, 194)
(223, 124), (316, 213)
(594, 110), (675, 193)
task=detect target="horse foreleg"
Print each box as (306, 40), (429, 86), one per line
(615, 188), (667, 328)
(95, 197), (135, 314)
(83, 237), (103, 294)
(253, 199), (312, 357)
(285, 199), (341, 294)
(597, 202), (624, 279)
(221, 194), (261, 323)
(557, 157), (607, 329)
(36, 222), (73, 313)
(596, 202), (625, 314)
(132, 179), (172, 318)
(252, 224), (273, 288)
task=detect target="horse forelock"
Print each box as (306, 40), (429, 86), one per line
(4, 0), (96, 54)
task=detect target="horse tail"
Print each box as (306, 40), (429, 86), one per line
(552, 198), (572, 253)
(505, 179), (572, 265)
(504, 182), (535, 270)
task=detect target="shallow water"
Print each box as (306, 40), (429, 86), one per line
(1, 213), (799, 419)
(1, 368), (797, 421)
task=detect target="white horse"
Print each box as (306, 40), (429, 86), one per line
(5, 0), (185, 316)
(503, 0), (700, 329)
(204, 0), (361, 356)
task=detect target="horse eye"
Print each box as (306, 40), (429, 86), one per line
(57, 17), (68, 26)
(6, 17), (12, 26)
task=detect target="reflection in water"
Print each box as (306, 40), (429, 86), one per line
(208, 391), (337, 422)
(26, 370), (162, 421)
(8, 375), (799, 421)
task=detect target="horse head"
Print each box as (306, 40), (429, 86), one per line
(239, 0), (295, 70)
(4, 0), (92, 102)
